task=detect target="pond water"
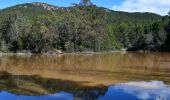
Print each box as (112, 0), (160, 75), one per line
(0, 52), (170, 100)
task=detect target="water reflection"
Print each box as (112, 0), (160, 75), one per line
(0, 52), (170, 99)
(0, 91), (73, 100)
(0, 79), (170, 100)
(0, 52), (170, 86)
(0, 71), (107, 100)
(99, 81), (170, 100)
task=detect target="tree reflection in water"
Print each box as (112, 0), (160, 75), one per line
(0, 71), (107, 100)
(0, 52), (170, 100)
(0, 71), (170, 100)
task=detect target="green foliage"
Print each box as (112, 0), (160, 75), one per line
(0, 2), (169, 53)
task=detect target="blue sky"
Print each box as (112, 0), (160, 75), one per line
(0, 0), (170, 15)
(0, 0), (122, 9)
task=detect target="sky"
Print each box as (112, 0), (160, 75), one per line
(0, 0), (170, 15)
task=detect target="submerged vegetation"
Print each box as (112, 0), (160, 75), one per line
(0, 0), (170, 53)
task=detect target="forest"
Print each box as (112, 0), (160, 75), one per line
(0, 0), (170, 53)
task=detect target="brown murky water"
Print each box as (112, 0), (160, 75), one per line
(0, 52), (170, 85)
(0, 52), (170, 97)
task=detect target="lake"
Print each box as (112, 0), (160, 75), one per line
(0, 52), (170, 100)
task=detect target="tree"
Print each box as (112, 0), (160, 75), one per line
(80, 0), (92, 6)
(0, 1), (166, 53)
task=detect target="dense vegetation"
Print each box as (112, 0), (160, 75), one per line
(0, 0), (170, 53)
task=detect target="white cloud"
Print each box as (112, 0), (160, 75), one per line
(114, 81), (170, 100)
(112, 0), (170, 15)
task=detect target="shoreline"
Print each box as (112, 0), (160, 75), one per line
(0, 50), (125, 56)
(0, 50), (160, 56)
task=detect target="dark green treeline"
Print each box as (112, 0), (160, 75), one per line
(0, 1), (170, 53)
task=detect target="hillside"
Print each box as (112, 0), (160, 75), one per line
(0, 2), (169, 53)
(0, 3), (161, 21)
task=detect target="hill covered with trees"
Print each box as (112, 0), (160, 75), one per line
(0, 0), (170, 53)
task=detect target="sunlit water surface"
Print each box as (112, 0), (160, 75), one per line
(0, 52), (170, 100)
